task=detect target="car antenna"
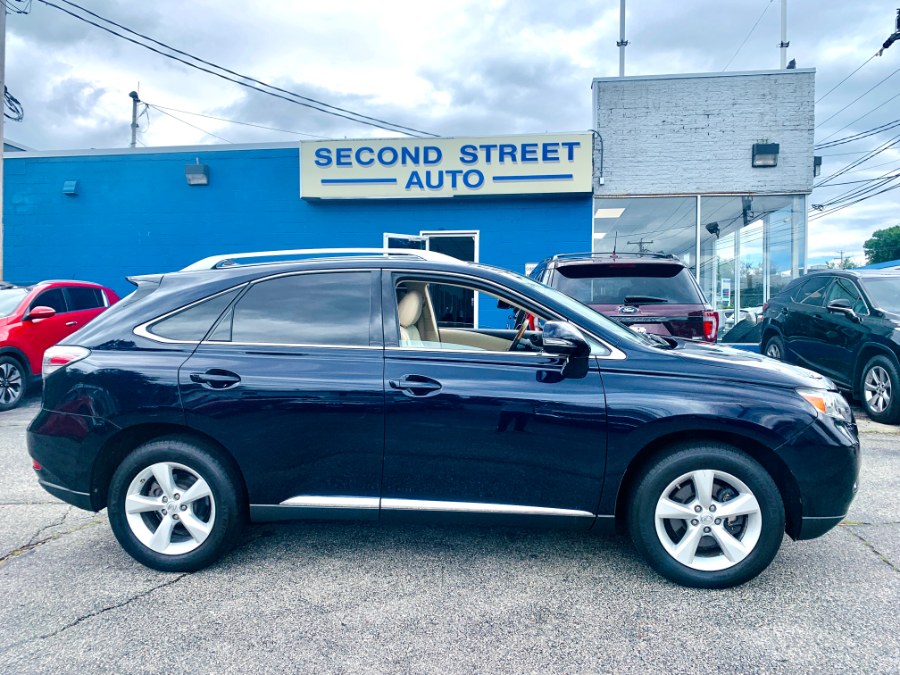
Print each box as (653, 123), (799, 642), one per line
(612, 232), (618, 260)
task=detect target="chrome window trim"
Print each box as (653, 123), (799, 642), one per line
(280, 496), (379, 509)
(133, 284), (247, 345)
(203, 340), (382, 350)
(381, 498), (595, 519)
(388, 269), (626, 360)
(385, 346), (547, 357)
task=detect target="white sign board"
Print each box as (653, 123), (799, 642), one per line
(300, 133), (592, 199)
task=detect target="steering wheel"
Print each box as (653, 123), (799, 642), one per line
(508, 319), (529, 351)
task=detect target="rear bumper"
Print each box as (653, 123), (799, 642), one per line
(37, 477), (93, 511)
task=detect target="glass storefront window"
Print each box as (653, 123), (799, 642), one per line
(595, 194), (807, 343)
(592, 197), (697, 269)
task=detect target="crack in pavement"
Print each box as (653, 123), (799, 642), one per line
(26, 506), (73, 547)
(844, 526), (900, 575)
(0, 573), (189, 659)
(0, 517), (103, 567)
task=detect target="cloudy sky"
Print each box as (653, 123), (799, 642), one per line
(4, 0), (900, 263)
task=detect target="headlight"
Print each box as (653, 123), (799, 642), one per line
(797, 388), (852, 423)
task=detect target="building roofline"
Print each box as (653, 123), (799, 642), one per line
(592, 68), (815, 85)
(3, 140), (302, 160)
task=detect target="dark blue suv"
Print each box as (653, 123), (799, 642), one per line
(28, 249), (860, 588)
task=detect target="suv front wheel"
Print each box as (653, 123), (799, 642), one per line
(860, 355), (900, 424)
(628, 443), (785, 588)
(108, 437), (245, 572)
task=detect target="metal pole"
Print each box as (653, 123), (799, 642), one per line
(0, 2), (7, 280)
(618, 0), (627, 77)
(129, 91), (140, 148)
(780, 0), (789, 69)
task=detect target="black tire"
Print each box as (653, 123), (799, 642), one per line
(108, 436), (245, 572)
(0, 355), (27, 411)
(859, 355), (900, 424)
(628, 443), (785, 589)
(763, 334), (785, 361)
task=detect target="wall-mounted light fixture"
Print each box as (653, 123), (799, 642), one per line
(705, 222), (720, 238)
(185, 158), (210, 186)
(751, 143), (779, 168)
(62, 180), (78, 196)
(813, 155), (822, 177)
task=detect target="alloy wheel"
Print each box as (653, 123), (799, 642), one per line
(125, 462), (216, 555)
(0, 361), (24, 407)
(864, 365), (892, 415)
(654, 469), (762, 572)
(765, 342), (781, 360)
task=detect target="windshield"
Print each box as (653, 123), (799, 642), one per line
(554, 263), (705, 305)
(513, 273), (657, 348)
(860, 277), (900, 314)
(0, 289), (27, 318)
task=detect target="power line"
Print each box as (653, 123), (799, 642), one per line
(722, 0), (774, 72)
(148, 105), (233, 144)
(815, 118), (900, 149)
(816, 53), (877, 104)
(144, 102), (329, 140)
(816, 89), (900, 145)
(36, 0), (438, 138)
(815, 62), (900, 130)
(814, 133), (900, 187)
(809, 182), (900, 221)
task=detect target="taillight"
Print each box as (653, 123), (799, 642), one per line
(762, 302), (769, 315)
(703, 310), (718, 342)
(32, 459), (42, 470)
(42, 346), (91, 379)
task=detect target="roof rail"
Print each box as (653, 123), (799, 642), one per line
(550, 251), (678, 262)
(181, 248), (459, 271)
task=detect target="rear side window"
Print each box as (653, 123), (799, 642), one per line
(147, 288), (242, 341)
(66, 287), (105, 311)
(214, 272), (375, 346)
(31, 288), (68, 313)
(825, 278), (868, 315)
(791, 276), (830, 306)
(554, 263), (704, 305)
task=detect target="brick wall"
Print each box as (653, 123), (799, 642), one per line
(592, 70), (815, 196)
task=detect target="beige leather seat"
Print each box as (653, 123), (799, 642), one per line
(398, 290), (425, 345)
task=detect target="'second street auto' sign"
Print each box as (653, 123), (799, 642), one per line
(300, 133), (592, 199)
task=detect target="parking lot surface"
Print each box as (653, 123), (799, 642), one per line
(1, 394), (898, 674)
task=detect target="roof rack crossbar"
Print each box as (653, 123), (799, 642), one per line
(550, 251), (677, 261)
(181, 248), (458, 271)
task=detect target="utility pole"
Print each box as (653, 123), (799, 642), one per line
(779, 0), (790, 69)
(618, 0), (628, 77)
(1, 2), (7, 280)
(628, 238), (653, 254)
(129, 91), (140, 148)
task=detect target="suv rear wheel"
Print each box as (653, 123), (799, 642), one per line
(860, 355), (900, 424)
(628, 443), (785, 588)
(108, 437), (244, 572)
(763, 335), (785, 361)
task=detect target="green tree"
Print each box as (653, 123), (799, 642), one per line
(863, 225), (900, 264)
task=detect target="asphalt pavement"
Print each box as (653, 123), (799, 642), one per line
(1, 393), (898, 674)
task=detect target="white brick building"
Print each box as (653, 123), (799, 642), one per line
(591, 70), (815, 334)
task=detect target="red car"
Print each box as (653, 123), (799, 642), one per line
(0, 280), (120, 410)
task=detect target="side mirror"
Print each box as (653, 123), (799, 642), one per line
(827, 298), (860, 322)
(542, 321), (590, 379)
(25, 306), (56, 321)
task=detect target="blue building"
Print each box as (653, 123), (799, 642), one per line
(3, 137), (594, 313)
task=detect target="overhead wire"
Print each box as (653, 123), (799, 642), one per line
(144, 102), (329, 140)
(722, 0), (773, 72)
(816, 53), (878, 104)
(36, 0), (438, 138)
(148, 105), (233, 144)
(815, 62), (900, 130)
(815, 118), (900, 149)
(816, 89), (900, 145)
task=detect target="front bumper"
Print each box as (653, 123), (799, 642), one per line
(782, 415), (860, 540)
